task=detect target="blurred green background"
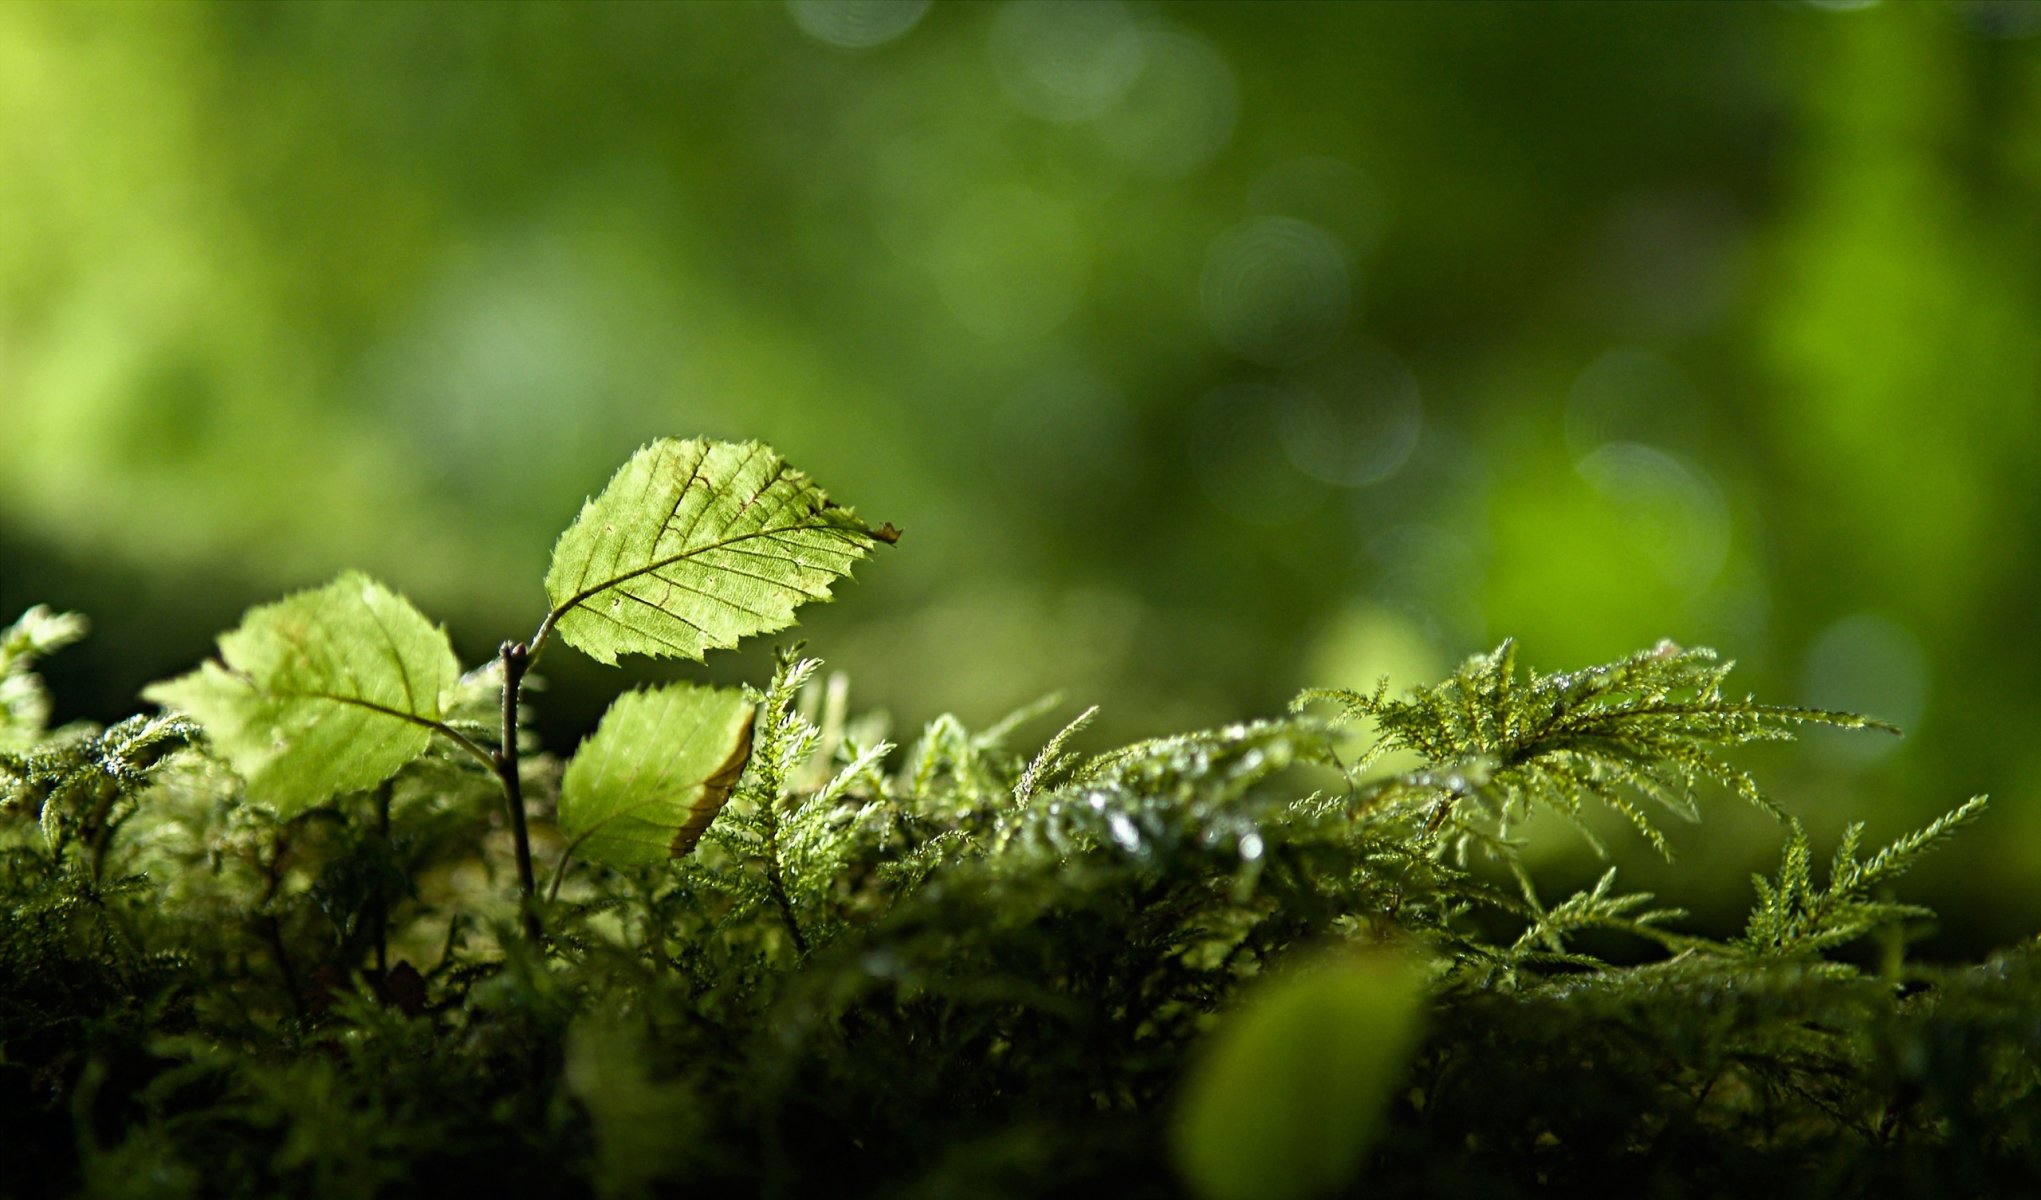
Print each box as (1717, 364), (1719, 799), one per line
(3, 0), (2038, 953)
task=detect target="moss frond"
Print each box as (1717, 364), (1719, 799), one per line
(1303, 639), (1894, 859)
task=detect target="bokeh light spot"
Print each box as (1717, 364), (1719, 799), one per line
(1962, 0), (2041, 38)
(988, 0), (1147, 123)
(787, 0), (932, 50)
(1202, 217), (1351, 367)
(1247, 157), (1386, 258)
(1094, 28), (1239, 179)
(1799, 613), (1928, 766)
(362, 246), (623, 513)
(1368, 523), (1485, 647)
(1565, 347), (1704, 462)
(1190, 381), (1330, 526)
(1575, 443), (1730, 593)
(1277, 345), (1422, 487)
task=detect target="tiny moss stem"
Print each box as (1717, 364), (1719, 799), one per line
(761, 808), (809, 959)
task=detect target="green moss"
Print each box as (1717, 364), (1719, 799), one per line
(5, 596), (2031, 1199)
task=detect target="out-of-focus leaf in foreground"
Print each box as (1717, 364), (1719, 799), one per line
(1173, 950), (1428, 1200)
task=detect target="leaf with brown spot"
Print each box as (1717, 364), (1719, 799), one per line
(559, 683), (757, 869)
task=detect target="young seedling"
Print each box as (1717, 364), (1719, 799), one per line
(143, 438), (898, 940)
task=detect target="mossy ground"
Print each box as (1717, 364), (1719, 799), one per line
(4, 624), (2034, 1199)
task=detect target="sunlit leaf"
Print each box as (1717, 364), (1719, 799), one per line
(543, 438), (897, 665)
(560, 682), (756, 868)
(141, 572), (459, 815)
(1172, 950), (1427, 1200)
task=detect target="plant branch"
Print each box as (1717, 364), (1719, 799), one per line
(431, 722), (499, 773)
(526, 611), (561, 670)
(545, 829), (594, 906)
(495, 640), (542, 943)
(372, 778), (392, 976)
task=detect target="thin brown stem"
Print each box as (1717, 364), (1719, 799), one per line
(496, 640), (542, 943)
(372, 779), (392, 976)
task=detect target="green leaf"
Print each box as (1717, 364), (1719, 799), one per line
(560, 682), (756, 868)
(141, 572), (459, 815)
(542, 438), (897, 665)
(564, 1007), (708, 1198)
(1173, 950), (1427, 1200)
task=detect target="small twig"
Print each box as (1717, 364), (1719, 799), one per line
(495, 640), (542, 944)
(372, 778), (393, 976)
(430, 723), (499, 773)
(544, 833), (587, 906)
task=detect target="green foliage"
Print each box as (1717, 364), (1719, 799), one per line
(2, 570), (2027, 1198)
(541, 438), (898, 666)
(558, 683), (755, 868)
(0, 605), (90, 749)
(7, 2), (2038, 967)
(1303, 638), (1891, 858)
(2, 712), (198, 866)
(131, 437), (893, 931)
(1172, 951), (1428, 1200)
(1739, 795), (1989, 960)
(679, 649), (896, 959)
(141, 573), (459, 815)
(563, 1007), (709, 1200)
